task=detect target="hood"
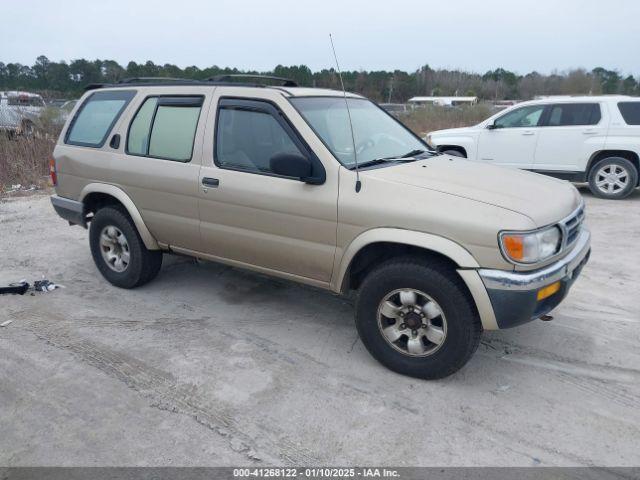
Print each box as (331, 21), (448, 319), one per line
(429, 126), (475, 136)
(362, 156), (580, 226)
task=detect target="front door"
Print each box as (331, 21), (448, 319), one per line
(197, 92), (338, 283)
(477, 104), (546, 169)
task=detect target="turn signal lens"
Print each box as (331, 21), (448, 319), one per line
(537, 281), (561, 301)
(502, 235), (524, 261)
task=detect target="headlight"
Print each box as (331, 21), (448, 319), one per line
(499, 226), (562, 264)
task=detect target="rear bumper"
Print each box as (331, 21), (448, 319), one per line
(478, 229), (591, 329)
(51, 195), (85, 226)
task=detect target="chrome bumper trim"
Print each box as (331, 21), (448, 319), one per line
(478, 229), (591, 291)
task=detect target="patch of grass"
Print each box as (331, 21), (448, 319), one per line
(0, 128), (59, 194)
(401, 104), (494, 137)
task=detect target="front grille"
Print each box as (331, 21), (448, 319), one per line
(562, 204), (585, 249)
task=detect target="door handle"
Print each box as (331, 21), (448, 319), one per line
(522, 130), (535, 136)
(202, 177), (219, 187)
(582, 129), (597, 135)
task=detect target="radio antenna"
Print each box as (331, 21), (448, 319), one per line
(329, 33), (361, 193)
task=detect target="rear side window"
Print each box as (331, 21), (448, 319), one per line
(65, 90), (135, 147)
(546, 103), (601, 126)
(618, 102), (640, 125)
(126, 96), (203, 162)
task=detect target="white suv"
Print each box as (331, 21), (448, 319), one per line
(427, 96), (640, 199)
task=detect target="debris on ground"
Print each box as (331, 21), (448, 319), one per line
(0, 281), (30, 295)
(0, 278), (64, 295)
(34, 279), (63, 292)
(0, 320), (13, 327)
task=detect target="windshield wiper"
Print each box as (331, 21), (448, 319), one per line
(351, 158), (396, 169)
(350, 150), (434, 170)
(401, 149), (427, 158)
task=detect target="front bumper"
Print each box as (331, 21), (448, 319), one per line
(478, 229), (591, 329)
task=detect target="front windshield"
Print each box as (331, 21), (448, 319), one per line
(290, 97), (427, 168)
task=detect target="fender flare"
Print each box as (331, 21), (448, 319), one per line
(333, 228), (480, 292)
(80, 183), (160, 250)
(333, 228), (498, 330)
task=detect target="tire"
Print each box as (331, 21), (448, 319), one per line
(89, 207), (162, 288)
(588, 157), (638, 199)
(441, 149), (466, 158)
(355, 257), (482, 379)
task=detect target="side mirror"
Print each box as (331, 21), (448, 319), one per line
(270, 152), (313, 181)
(486, 122), (498, 130)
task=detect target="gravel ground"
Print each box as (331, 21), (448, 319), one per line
(1, 187), (639, 467)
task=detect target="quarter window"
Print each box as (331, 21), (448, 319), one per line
(66, 90), (135, 147)
(618, 102), (640, 125)
(546, 103), (601, 126)
(494, 105), (545, 128)
(215, 105), (304, 175)
(126, 96), (203, 162)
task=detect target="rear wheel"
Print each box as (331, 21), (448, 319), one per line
(355, 257), (482, 379)
(588, 157), (637, 199)
(89, 207), (162, 288)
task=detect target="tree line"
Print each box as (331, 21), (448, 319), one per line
(1, 56), (638, 102)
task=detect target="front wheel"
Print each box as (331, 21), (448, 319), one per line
(355, 257), (482, 379)
(588, 157), (638, 199)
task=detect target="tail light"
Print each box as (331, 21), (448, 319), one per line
(49, 156), (57, 186)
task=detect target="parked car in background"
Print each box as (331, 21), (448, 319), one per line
(50, 76), (590, 379)
(426, 96), (640, 199)
(0, 91), (45, 136)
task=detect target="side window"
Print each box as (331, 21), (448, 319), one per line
(215, 104), (305, 175)
(126, 96), (203, 162)
(65, 90), (135, 147)
(618, 102), (640, 125)
(127, 98), (157, 155)
(546, 103), (601, 126)
(494, 105), (545, 129)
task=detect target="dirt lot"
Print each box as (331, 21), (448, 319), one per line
(1, 187), (639, 467)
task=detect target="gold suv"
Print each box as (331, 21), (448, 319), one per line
(50, 76), (591, 379)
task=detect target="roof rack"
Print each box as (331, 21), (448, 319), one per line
(84, 74), (299, 91)
(118, 77), (198, 84)
(208, 74), (298, 87)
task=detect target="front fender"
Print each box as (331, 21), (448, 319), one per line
(430, 133), (477, 160)
(332, 228), (499, 330)
(80, 183), (160, 250)
(333, 228), (480, 292)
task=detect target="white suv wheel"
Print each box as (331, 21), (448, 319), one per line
(588, 157), (638, 200)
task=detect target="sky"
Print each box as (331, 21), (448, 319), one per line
(1, 0), (639, 76)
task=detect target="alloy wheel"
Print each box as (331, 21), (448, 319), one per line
(377, 288), (447, 357)
(99, 225), (131, 273)
(595, 164), (629, 195)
